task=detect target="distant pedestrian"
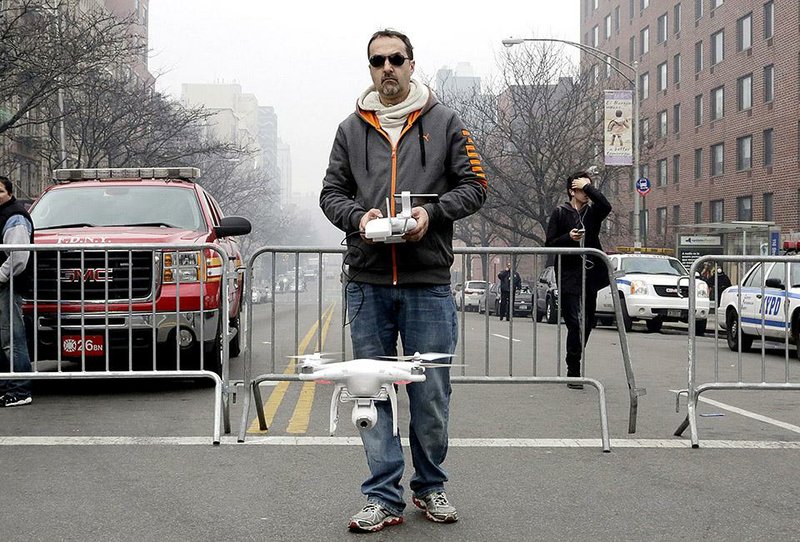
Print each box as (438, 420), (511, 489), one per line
(0, 175), (34, 407)
(497, 262), (521, 320)
(545, 170), (612, 389)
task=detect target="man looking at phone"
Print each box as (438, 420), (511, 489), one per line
(545, 170), (612, 389)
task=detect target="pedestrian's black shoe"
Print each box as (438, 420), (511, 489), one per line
(413, 491), (458, 523)
(0, 393), (32, 407)
(567, 382), (584, 390)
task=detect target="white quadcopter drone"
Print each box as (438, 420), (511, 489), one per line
(363, 191), (439, 243)
(292, 351), (459, 436)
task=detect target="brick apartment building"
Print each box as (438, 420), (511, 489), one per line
(580, 0), (798, 250)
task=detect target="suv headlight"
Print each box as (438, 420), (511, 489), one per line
(162, 250), (202, 283)
(696, 281), (709, 298)
(630, 280), (648, 295)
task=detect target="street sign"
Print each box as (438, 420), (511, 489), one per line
(635, 177), (651, 196)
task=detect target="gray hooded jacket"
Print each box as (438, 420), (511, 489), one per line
(320, 91), (487, 285)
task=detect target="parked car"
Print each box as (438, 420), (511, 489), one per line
(718, 261), (800, 358)
(479, 282), (534, 317)
(252, 285), (273, 304)
(595, 254), (710, 334)
(453, 280), (489, 311)
(534, 266), (560, 323)
(24, 167), (251, 374)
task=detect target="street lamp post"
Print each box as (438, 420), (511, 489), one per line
(502, 37), (642, 249)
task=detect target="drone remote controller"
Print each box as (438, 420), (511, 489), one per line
(363, 191), (420, 243)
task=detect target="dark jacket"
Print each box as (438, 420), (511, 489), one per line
(0, 196), (34, 294)
(320, 91), (488, 286)
(498, 269), (521, 292)
(545, 184), (612, 292)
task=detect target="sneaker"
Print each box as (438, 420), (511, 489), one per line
(0, 394), (32, 407)
(348, 503), (403, 532)
(412, 491), (459, 523)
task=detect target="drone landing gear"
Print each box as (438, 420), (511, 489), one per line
(329, 384), (399, 436)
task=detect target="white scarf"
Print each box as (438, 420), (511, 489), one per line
(358, 79), (430, 145)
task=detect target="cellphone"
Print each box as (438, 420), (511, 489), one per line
(576, 228), (586, 234)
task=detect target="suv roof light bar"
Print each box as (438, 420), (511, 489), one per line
(53, 167), (201, 183)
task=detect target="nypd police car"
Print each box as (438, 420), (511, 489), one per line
(718, 260), (800, 358)
(595, 254), (710, 334)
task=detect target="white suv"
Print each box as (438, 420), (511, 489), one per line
(453, 280), (489, 312)
(595, 254), (710, 334)
(718, 260), (800, 358)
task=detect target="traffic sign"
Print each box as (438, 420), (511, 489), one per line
(635, 177), (651, 196)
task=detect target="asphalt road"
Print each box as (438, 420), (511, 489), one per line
(2, 289), (800, 541)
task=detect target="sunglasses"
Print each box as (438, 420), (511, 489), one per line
(368, 54), (409, 68)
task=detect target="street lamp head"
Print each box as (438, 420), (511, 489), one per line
(501, 38), (524, 48)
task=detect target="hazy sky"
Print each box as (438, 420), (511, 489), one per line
(148, 1), (580, 199)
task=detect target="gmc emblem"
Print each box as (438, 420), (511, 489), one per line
(60, 268), (113, 282)
(665, 287), (677, 293)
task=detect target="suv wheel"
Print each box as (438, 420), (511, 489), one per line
(618, 294), (633, 332)
(726, 309), (753, 352)
(694, 319), (707, 337)
(646, 318), (663, 333)
(229, 316), (241, 358)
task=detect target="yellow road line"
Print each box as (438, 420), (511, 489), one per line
(248, 304), (336, 434)
(286, 303), (336, 433)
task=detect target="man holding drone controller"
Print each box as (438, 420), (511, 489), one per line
(320, 28), (487, 533)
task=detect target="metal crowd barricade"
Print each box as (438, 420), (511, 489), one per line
(0, 242), (233, 444)
(237, 246), (642, 452)
(675, 254), (800, 448)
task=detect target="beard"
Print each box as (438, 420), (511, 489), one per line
(380, 79), (401, 97)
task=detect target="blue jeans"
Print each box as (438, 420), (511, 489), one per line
(346, 282), (457, 516)
(0, 285), (32, 397)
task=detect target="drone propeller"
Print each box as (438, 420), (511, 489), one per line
(420, 362), (468, 368)
(377, 352), (456, 362)
(288, 351), (343, 359)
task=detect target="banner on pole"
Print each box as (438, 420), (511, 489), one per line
(604, 90), (633, 166)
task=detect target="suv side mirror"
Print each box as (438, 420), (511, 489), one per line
(215, 216), (252, 238)
(765, 277), (785, 289)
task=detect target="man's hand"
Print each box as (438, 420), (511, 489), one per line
(403, 206), (429, 242)
(571, 177), (591, 191)
(569, 228), (585, 241)
(359, 208), (383, 243)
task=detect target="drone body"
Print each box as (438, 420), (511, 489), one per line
(294, 352), (456, 435)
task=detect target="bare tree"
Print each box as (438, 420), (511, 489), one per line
(0, 0), (141, 136)
(439, 44), (611, 249)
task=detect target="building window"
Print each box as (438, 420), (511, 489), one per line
(592, 25), (599, 47)
(658, 110), (668, 138)
(711, 86), (724, 120)
(640, 27), (650, 54)
(629, 0), (635, 19)
(673, 53), (682, 84)
(694, 148), (703, 178)
(605, 56), (613, 79)
(673, 154), (681, 184)
(641, 0), (650, 9)
(711, 0), (724, 9)
(605, 14), (612, 39)
(694, 41), (704, 72)
(594, 0), (599, 9)
(763, 64), (774, 102)
(710, 199), (724, 222)
(711, 30), (724, 65)
(657, 159), (668, 186)
(672, 205), (681, 225)
(657, 62), (668, 91)
(737, 74), (752, 110)
(629, 36), (636, 62)
(694, 0), (703, 20)
(614, 6), (621, 32)
(639, 72), (649, 100)
(694, 94), (703, 126)
(694, 201), (703, 223)
(763, 128), (774, 166)
(657, 207), (667, 236)
(674, 3), (682, 34)
(657, 13), (668, 43)
(736, 135), (752, 170)
(737, 13), (752, 51)
(641, 118), (650, 145)
(711, 142), (724, 176)
(763, 192), (774, 221)
(764, 1), (774, 40)
(673, 103), (681, 133)
(736, 196), (752, 221)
